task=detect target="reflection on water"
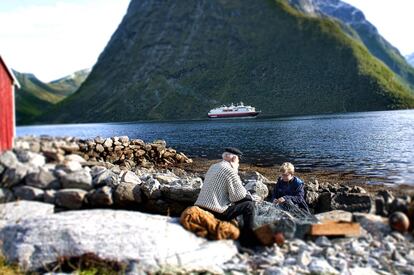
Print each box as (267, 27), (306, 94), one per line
(17, 110), (414, 185)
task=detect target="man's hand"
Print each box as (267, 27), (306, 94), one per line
(273, 197), (286, 204)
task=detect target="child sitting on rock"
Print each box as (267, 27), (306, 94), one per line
(270, 162), (310, 213)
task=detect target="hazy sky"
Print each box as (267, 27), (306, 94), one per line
(0, 0), (130, 82)
(0, 0), (413, 82)
(342, 0), (413, 55)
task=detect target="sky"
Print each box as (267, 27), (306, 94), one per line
(342, 0), (414, 55)
(0, 0), (130, 82)
(0, 0), (413, 82)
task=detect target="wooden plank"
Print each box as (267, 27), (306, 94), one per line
(310, 222), (361, 237)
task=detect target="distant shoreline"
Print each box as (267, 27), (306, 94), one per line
(16, 109), (413, 127)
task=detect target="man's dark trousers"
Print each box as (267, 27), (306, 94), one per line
(216, 200), (256, 231)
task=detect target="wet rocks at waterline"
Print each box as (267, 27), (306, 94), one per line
(0, 136), (411, 216)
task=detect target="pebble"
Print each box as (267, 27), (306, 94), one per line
(297, 250), (312, 266)
(308, 258), (339, 274)
(223, 226), (414, 275)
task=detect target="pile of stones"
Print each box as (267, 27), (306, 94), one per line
(223, 211), (414, 274)
(14, 135), (192, 168)
(0, 147), (202, 215)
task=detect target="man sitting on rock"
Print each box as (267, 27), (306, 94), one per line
(195, 147), (257, 246)
(270, 162), (310, 213)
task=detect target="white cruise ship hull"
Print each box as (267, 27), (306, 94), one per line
(208, 111), (260, 118)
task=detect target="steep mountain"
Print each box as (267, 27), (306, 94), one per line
(39, 0), (414, 123)
(289, 0), (414, 89)
(49, 69), (91, 95)
(407, 53), (414, 67)
(14, 69), (89, 125)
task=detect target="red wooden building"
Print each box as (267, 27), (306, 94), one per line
(0, 55), (20, 153)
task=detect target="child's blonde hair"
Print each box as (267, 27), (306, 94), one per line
(279, 162), (295, 174)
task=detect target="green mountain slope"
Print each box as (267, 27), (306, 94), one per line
(288, 0), (414, 91)
(14, 69), (89, 125)
(351, 24), (414, 90)
(49, 69), (91, 96)
(38, 0), (414, 123)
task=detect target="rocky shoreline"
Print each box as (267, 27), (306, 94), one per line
(183, 158), (414, 196)
(1, 136), (414, 274)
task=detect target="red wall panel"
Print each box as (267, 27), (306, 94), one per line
(0, 61), (14, 153)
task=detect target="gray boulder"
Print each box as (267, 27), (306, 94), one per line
(119, 136), (129, 143)
(331, 193), (374, 213)
(95, 144), (105, 153)
(305, 191), (319, 209)
(0, 207), (238, 273)
(103, 138), (113, 148)
(13, 186), (44, 201)
(244, 180), (269, 201)
(317, 192), (373, 213)
(60, 169), (93, 190)
(87, 186), (113, 207)
(0, 150), (18, 168)
(0, 188), (15, 203)
(0, 201), (54, 226)
(353, 212), (391, 238)
(160, 180), (200, 202)
(316, 192), (333, 213)
(388, 197), (409, 214)
(309, 259), (339, 274)
(1, 163), (33, 188)
(55, 189), (87, 209)
(64, 154), (86, 163)
(25, 167), (60, 189)
(14, 150), (46, 167)
(61, 160), (83, 172)
(349, 186), (367, 193)
(141, 178), (162, 200)
(240, 171), (270, 183)
(120, 170), (141, 185)
(60, 142), (80, 153)
(44, 190), (57, 204)
(94, 136), (105, 144)
(377, 190), (394, 205)
(91, 167), (119, 188)
(113, 182), (142, 206)
(154, 173), (180, 185)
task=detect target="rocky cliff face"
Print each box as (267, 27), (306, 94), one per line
(38, 0), (414, 123)
(289, 0), (414, 89)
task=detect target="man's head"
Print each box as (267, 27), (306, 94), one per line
(222, 147), (243, 164)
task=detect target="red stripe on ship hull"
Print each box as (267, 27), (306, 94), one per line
(208, 112), (260, 118)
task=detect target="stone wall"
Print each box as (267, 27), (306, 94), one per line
(14, 136), (192, 168)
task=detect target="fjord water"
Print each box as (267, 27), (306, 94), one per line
(17, 110), (414, 185)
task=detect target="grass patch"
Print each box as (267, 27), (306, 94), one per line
(0, 254), (23, 275)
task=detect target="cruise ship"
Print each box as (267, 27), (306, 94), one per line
(208, 102), (261, 118)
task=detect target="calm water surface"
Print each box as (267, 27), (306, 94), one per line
(17, 110), (414, 185)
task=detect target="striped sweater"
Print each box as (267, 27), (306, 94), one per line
(195, 161), (247, 213)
